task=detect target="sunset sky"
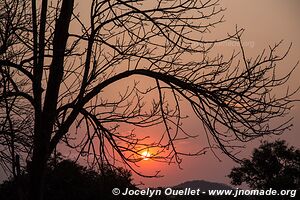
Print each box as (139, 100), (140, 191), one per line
(134, 0), (300, 188)
(0, 0), (299, 190)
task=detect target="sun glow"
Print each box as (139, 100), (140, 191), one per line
(141, 151), (151, 161)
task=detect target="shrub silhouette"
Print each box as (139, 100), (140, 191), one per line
(0, 159), (136, 200)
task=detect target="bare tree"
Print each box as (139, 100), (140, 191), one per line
(0, 0), (298, 200)
(0, 0), (33, 177)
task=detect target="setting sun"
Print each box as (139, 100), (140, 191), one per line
(141, 151), (151, 161)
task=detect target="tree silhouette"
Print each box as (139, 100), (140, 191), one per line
(0, 0), (298, 200)
(0, 0), (34, 178)
(228, 140), (299, 198)
(0, 158), (136, 200)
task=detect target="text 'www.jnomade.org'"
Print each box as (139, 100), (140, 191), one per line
(112, 187), (297, 198)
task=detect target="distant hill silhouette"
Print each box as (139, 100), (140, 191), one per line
(172, 180), (233, 191)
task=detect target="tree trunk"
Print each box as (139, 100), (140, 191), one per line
(29, 157), (47, 200)
(28, 1), (74, 200)
(29, 129), (51, 200)
(15, 155), (24, 200)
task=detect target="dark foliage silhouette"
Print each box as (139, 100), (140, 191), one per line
(228, 140), (299, 199)
(0, 0), (298, 199)
(0, 158), (135, 200)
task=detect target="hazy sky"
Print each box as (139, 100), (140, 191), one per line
(135, 0), (300, 188)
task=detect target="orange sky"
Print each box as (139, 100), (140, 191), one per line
(134, 0), (300, 188)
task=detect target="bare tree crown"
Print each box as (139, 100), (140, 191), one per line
(0, 0), (298, 178)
